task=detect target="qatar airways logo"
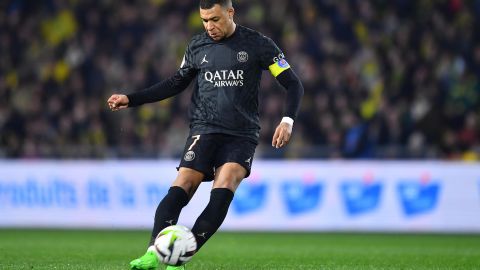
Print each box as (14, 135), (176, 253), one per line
(204, 70), (244, 87)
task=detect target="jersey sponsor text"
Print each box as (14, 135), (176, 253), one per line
(204, 70), (244, 87)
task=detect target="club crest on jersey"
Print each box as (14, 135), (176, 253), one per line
(184, 151), (195, 161)
(237, 51), (248, 63)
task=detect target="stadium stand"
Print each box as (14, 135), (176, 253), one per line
(0, 0), (479, 159)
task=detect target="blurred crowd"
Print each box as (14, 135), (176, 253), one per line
(1, 0), (479, 160)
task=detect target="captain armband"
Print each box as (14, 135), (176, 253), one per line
(268, 59), (291, 77)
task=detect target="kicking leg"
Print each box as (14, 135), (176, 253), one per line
(191, 162), (245, 250)
(149, 167), (204, 245)
(131, 168), (203, 270)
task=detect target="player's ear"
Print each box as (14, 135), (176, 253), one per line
(227, 7), (234, 20)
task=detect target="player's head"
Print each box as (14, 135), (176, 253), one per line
(199, 0), (235, 41)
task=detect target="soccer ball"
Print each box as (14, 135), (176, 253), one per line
(153, 225), (197, 266)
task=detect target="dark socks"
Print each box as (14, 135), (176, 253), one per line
(191, 188), (234, 251)
(149, 186), (189, 246)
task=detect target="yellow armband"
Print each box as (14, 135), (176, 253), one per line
(268, 59), (291, 77)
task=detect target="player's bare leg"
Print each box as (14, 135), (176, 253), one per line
(212, 162), (245, 191)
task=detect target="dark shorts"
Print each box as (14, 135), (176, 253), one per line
(178, 133), (257, 181)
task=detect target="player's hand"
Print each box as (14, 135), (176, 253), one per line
(272, 121), (292, 149)
(107, 94), (129, 111)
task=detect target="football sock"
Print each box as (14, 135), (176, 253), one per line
(191, 188), (234, 251)
(149, 186), (189, 246)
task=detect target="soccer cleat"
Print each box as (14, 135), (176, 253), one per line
(165, 265), (186, 270)
(130, 250), (159, 270)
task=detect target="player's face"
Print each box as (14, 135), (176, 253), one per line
(200, 4), (235, 41)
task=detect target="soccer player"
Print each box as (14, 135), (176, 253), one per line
(107, 0), (304, 269)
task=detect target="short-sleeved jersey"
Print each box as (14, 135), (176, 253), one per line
(178, 25), (291, 142)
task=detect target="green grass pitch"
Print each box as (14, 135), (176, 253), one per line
(0, 229), (479, 269)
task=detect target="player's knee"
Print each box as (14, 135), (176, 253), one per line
(173, 179), (200, 197)
(213, 163), (246, 192)
(173, 168), (204, 196)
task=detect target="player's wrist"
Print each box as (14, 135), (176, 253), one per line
(281, 116), (294, 126)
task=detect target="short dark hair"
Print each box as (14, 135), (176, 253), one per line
(200, 0), (232, 9)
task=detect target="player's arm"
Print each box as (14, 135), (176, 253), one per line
(271, 68), (304, 148)
(258, 36), (304, 148)
(107, 70), (196, 111)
